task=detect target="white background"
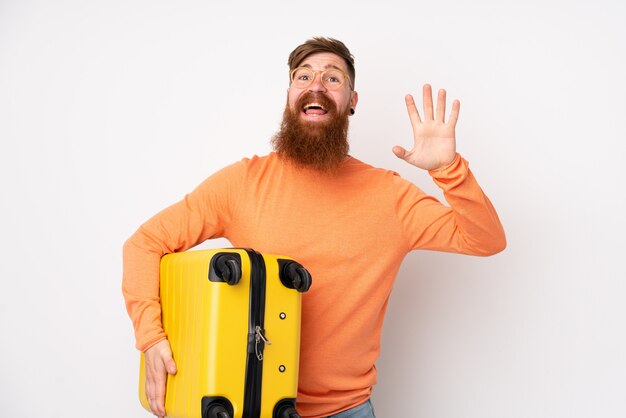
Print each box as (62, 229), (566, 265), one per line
(1, 0), (625, 417)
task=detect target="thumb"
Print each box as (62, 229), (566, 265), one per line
(162, 352), (177, 375)
(392, 146), (408, 160)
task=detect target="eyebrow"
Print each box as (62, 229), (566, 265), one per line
(300, 63), (344, 71)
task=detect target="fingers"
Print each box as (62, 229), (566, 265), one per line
(144, 340), (177, 418)
(391, 145), (413, 161)
(436, 88), (446, 122)
(420, 84), (451, 122)
(423, 84), (434, 120)
(404, 94), (421, 127)
(449, 99), (460, 127)
(162, 348), (177, 375)
(410, 84), (459, 125)
(392, 146), (409, 160)
(146, 358), (167, 418)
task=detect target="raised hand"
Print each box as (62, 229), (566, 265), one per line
(392, 84), (460, 171)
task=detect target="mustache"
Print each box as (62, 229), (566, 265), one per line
(296, 91), (337, 114)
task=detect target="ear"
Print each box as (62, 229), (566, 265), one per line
(350, 90), (359, 110)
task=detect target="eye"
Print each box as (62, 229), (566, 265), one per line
(293, 69), (313, 83)
(324, 71), (343, 84)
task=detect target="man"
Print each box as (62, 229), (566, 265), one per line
(123, 37), (506, 418)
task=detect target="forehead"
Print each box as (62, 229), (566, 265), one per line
(298, 52), (348, 72)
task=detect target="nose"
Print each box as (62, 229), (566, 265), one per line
(308, 72), (327, 92)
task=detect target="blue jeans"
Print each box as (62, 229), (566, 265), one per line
(326, 399), (376, 418)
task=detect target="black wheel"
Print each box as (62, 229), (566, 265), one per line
(285, 262), (312, 293)
(215, 255), (242, 285)
(202, 397), (234, 418)
(277, 405), (300, 418)
(207, 404), (232, 418)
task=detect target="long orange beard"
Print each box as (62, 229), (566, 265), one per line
(272, 92), (350, 173)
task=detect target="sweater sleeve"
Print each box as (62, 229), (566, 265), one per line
(122, 161), (245, 351)
(396, 153), (506, 256)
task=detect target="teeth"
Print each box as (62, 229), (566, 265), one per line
(303, 103), (326, 111)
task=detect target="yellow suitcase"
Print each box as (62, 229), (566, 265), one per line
(139, 248), (311, 418)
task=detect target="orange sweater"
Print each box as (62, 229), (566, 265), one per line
(123, 152), (505, 417)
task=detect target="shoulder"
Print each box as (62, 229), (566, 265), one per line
(235, 152), (283, 177)
(344, 155), (405, 183)
(345, 156), (427, 198)
(210, 153), (277, 176)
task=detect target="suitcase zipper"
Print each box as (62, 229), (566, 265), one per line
(255, 325), (272, 361)
(242, 249), (267, 418)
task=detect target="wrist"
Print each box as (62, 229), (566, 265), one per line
(428, 153), (460, 173)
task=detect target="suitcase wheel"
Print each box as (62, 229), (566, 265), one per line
(202, 397), (234, 418)
(282, 261), (312, 293)
(214, 254), (242, 285)
(206, 404), (232, 418)
(274, 400), (301, 418)
(280, 408), (300, 418)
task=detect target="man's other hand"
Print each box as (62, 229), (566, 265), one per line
(393, 84), (459, 171)
(144, 339), (177, 418)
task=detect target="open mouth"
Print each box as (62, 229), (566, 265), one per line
(302, 102), (328, 117)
